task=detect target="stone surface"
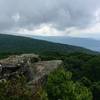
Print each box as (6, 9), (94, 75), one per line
(0, 54), (62, 85)
(0, 54), (40, 65)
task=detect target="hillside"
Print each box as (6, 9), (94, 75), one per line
(0, 34), (95, 54)
(33, 36), (100, 52)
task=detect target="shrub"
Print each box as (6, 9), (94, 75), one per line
(46, 69), (92, 100)
(0, 76), (33, 100)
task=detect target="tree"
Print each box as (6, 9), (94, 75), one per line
(82, 57), (100, 81)
(46, 69), (92, 100)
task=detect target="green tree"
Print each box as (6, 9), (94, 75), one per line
(0, 76), (33, 100)
(82, 57), (100, 81)
(46, 69), (92, 100)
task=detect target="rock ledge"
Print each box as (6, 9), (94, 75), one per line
(0, 54), (62, 85)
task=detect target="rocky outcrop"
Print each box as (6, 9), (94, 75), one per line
(0, 54), (62, 86)
(0, 54), (40, 80)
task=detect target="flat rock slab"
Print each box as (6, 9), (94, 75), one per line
(32, 60), (62, 78)
(0, 54), (62, 84)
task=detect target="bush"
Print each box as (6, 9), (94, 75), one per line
(45, 69), (92, 100)
(0, 76), (33, 100)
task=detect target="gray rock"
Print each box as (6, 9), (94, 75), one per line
(28, 60), (62, 89)
(0, 54), (40, 79)
(0, 53), (40, 65)
(0, 53), (62, 92)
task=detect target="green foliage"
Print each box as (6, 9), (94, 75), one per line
(0, 52), (21, 60)
(45, 69), (92, 100)
(92, 82), (100, 100)
(82, 57), (100, 81)
(35, 87), (48, 100)
(0, 76), (33, 100)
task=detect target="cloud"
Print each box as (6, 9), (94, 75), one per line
(0, 0), (100, 37)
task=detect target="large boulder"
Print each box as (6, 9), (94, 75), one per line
(0, 54), (40, 80)
(0, 53), (40, 65)
(0, 54), (62, 85)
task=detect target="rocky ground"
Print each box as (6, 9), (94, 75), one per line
(0, 54), (62, 93)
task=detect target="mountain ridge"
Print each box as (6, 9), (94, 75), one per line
(32, 36), (100, 52)
(0, 34), (97, 54)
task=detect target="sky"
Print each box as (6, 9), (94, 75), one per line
(0, 0), (100, 39)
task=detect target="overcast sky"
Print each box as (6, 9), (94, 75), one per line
(0, 0), (100, 39)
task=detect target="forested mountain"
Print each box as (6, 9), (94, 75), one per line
(0, 34), (95, 54)
(33, 36), (100, 52)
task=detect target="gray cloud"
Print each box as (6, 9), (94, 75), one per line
(0, 0), (100, 32)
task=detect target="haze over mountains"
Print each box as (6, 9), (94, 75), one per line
(33, 36), (100, 52)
